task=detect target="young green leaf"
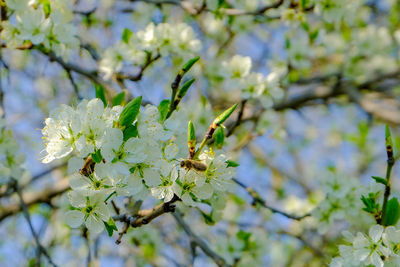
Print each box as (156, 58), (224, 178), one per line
(158, 99), (170, 122)
(198, 209), (215, 225)
(177, 78), (195, 99)
(382, 197), (400, 226)
(371, 176), (388, 185)
(91, 149), (103, 163)
(112, 92), (125, 106)
(182, 56), (200, 72)
(123, 124), (138, 141)
(95, 84), (107, 107)
(42, 0), (51, 16)
(226, 160), (240, 168)
(188, 121), (196, 143)
(214, 127), (224, 149)
(214, 104), (238, 125)
(104, 217), (118, 237)
(122, 28), (133, 44)
(118, 96), (142, 128)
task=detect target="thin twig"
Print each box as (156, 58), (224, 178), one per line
(21, 162), (67, 190)
(116, 200), (143, 244)
(14, 180), (58, 267)
(0, 179), (70, 222)
(379, 128), (395, 224)
(172, 211), (230, 267)
(226, 99), (247, 137)
(233, 178), (311, 220)
(114, 196), (179, 244)
(65, 69), (82, 100)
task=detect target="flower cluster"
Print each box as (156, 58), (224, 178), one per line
(331, 224), (400, 267)
(42, 98), (235, 233)
(0, 119), (26, 184)
(312, 172), (372, 234)
(99, 22), (201, 79)
(219, 55), (284, 107)
(1, 0), (79, 58)
(320, 25), (396, 83)
(313, 0), (365, 24)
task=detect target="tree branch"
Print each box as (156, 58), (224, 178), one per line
(172, 211), (230, 267)
(0, 179), (69, 222)
(113, 195), (179, 243)
(233, 178), (311, 220)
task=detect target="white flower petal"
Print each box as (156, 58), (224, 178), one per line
(64, 210), (84, 228)
(369, 224), (384, 243)
(85, 214), (104, 234)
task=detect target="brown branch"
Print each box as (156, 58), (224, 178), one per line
(114, 53), (161, 82)
(346, 86), (400, 124)
(220, 0), (284, 16)
(0, 179), (69, 222)
(115, 200), (142, 244)
(232, 178), (311, 220)
(131, 0), (286, 17)
(114, 195), (179, 243)
(21, 163), (67, 190)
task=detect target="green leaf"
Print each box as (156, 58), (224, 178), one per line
(361, 194), (380, 214)
(182, 56), (200, 72)
(214, 127), (224, 149)
(214, 104), (238, 125)
(112, 91), (125, 106)
(383, 198), (400, 226)
(301, 22), (310, 32)
(188, 120), (196, 143)
(43, 1), (51, 16)
(122, 28), (133, 44)
(198, 209), (215, 225)
(95, 84), (107, 107)
(386, 125), (393, 148)
(217, 0), (226, 8)
(285, 37), (291, 49)
(386, 125), (392, 140)
(158, 99), (170, 122)
(118, 96), (142, 128)
(177, 78), (195, 99)
(226, 160), (239, 168)
(310, 29), (319, 41)
(371, 176), (387, 185)
(104, 217), (118, 237)
(236, 230), (251, 242)
(92, 149), (103, 163)
(123, 124), (138, 141)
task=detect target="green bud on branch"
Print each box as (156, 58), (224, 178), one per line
(188, 121), (196, 159)
(182, 56), (200, 72)
(386, 125), (394, 161)
(177, 79), (195, 100)
(193, 104), (238, 159)
(213, 104), (238, 126)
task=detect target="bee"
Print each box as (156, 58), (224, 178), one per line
(180, 159), (208, 172)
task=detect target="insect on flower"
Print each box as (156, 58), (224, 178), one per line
(180, 159), (207, 172)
